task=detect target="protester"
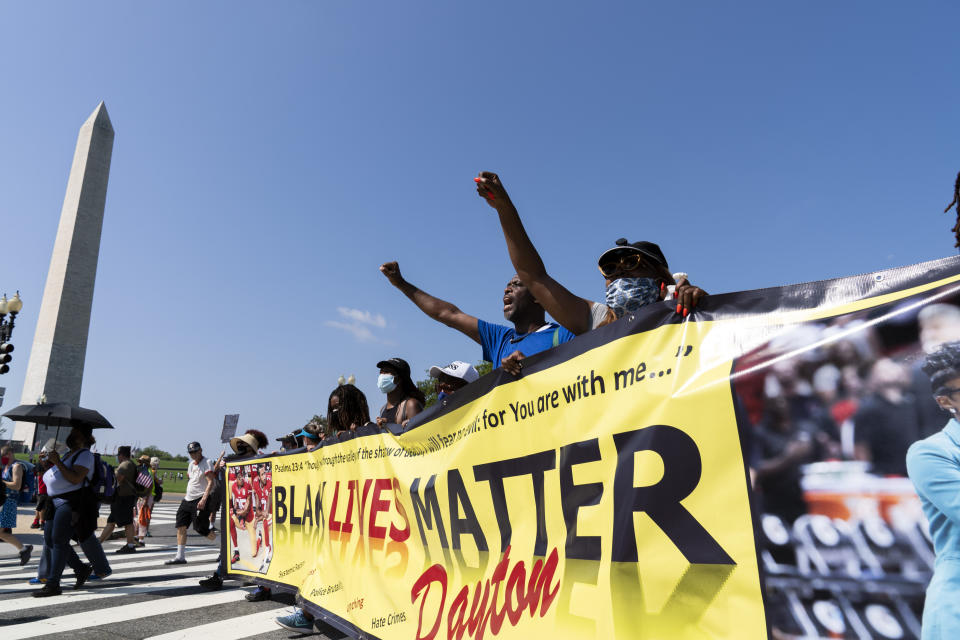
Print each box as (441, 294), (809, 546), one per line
(31, 451), (49, 529)
(299, 423), (323, 451)
(199, 429), (267, 590)
(429, 360), (479, 400)
(375, 357), (425, 428)
(380, 261), (575, 371)
(276, 431), (300, 452)
(0, 445), (33, 564)
(136, 456), (162, 545)
(473, 172), (706, 337)
(907, 341), (960, 636)
(98, 446), (144, 553)
(33, 426), (99, 596)
(166, 442), (217, 565)
(328, 383), (374, 440)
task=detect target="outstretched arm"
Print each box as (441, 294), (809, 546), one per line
(476, 172), (594, 335)
(379, 262), (480, 343)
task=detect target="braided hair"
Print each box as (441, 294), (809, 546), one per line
(921, 341), (960, 395)
(328, 384), (371, 431)
(944, 171), (960, 248)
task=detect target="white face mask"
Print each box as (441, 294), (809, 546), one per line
(377, 373), (397, 393)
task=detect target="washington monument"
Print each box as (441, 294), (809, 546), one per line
(13, 102), (114, 447)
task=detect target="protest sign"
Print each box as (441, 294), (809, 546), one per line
(226, 255), (960, 639)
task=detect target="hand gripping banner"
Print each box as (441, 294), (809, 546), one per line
(225, 255), (960, 639)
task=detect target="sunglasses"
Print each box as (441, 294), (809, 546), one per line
(939, 386), (960, 398)
(598, 252), (649, 278)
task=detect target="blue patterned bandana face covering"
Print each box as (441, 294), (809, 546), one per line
(605, 277), (660, 318)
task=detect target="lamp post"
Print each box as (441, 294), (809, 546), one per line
(0, 291), (23, 375)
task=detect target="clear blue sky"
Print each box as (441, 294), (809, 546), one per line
(1, 2), (957, 454)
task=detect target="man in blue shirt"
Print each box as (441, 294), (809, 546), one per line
(379, 262), (574, 374)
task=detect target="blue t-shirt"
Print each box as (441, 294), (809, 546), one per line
(478, 320), (575, 366)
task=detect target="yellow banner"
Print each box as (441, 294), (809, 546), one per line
(226, 316), (767, 639)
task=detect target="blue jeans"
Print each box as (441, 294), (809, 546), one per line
(43, 501), (84, 586)
(37, 526), (111, 581)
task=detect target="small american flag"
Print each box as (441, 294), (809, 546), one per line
(136, 471), (154, 490)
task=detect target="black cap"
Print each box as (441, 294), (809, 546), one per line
(186, 441), (202, 453)
(275, 432), (297, 442)
(376, 358), (411, 380)
(598, 238), (669, 270)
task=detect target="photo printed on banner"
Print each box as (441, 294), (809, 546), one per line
(229, 462), (274, 574)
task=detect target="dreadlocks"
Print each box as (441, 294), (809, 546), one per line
(328, 383), (371, 432)
(944, 171), (960, 248)
(922, 341), (960, 395)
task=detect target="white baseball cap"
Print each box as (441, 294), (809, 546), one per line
(429, 361), (479, 383)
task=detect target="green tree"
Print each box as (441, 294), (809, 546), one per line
(415, 360), (493, 408)
(140, 445), (173, 460)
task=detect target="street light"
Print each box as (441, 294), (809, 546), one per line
(0, 291), (23, 375)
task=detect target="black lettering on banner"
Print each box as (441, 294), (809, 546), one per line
(473, 450), (556, 556)
(410, 475), (449, 549)
(275, 485), (287, 524)
(302, 485), (314, 527)
(559, 439), (603, 561)
(315, 481), (326, 530)
(290, 485), (302, 526)
(447, 469), (488, 552)
(612, 426), (733, 564)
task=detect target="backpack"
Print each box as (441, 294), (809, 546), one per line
(15, 461), (36, 505)
(153, 474), (163, 502)
(89, 453), (116, 504)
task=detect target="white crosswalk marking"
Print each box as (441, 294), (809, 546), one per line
(0, 552), (219, 583)
(3, 589), (246, 640)
(0, 499), (298, 638)
(0, 576), (209, 612)
(144, 609), (287, 640)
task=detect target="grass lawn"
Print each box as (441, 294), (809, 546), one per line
(15, 453), (192, 494)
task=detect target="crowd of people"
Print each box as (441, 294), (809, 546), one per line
(6, 171), (956, 634)
(738, 302), (960, 525)
(0, 434), (166, 596)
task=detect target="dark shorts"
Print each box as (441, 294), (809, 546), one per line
(107, 494), (137, 526)
(176, 498), (212, 536)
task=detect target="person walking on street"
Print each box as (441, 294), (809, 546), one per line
(0, 445), (33, 565)
(136, 456), (162, 545)
(199, 429), (267, 590)
(98, 446), (144, 554)
(166, 442), (217, 565)
(33, 426), (101, 597)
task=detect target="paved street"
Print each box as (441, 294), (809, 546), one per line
(0, 497), (346, 639)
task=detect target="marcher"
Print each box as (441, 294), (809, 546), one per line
(380, 262), (575, 371)
(375, 357), (425, 428)
(473, 172), (706, 342)
(328, 383), (375, 440)
(165, 442), (217, 565)
(199, 429), (267, 590)
(429, 360), (479, 400)
(98, 446), (145, 553)
(907, 341), (960, 638)
(33, 426), (100, 597)
(31, 446), (52, 529)
(0, 445), (33, 565)
(136, 456), (162, 545)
